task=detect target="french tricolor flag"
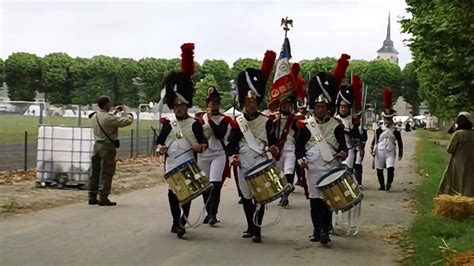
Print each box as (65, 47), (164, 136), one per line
(268, 37), (296, 111)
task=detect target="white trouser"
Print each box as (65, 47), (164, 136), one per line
(276, 148), (296, 176)
(305, 145), (339, 199)
(342, 147), (355, 169)
(375, 149), (395, 169)
(198, 150), (226, 182)
(355, 147), (364, 165)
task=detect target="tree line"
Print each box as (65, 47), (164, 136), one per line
(0, 52), (418, 113)
(401, 0), (473, 120)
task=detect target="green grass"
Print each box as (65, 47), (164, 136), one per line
(0, 114), (159, 143)
(403, 130), (474, 265)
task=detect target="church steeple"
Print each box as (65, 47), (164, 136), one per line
(386, 11), (391, 41)
(377, 11), (399, 64)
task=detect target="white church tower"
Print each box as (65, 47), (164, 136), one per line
(377, 12), (399, 64)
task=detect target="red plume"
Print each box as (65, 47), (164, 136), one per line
(352, 75), (362, 110)
(383, 87), (393, 109)
(295, 77), (306, 99)
(332, 53), (350, 87)
(291, 63), (301, 79)
(180, 43), (195, 76)
(260, 50), (276, 81)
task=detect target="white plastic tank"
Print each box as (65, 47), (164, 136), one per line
(36, 125), (94, 184)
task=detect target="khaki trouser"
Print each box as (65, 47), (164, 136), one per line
(89, 141), (117, 197)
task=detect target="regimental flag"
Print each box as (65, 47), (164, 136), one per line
(268, 37), (296, 112)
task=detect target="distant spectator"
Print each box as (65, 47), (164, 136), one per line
(438, 111), (474, 196)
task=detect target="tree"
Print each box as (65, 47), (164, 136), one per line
(137, 58), (169, 103)
(70, 57), (91, 105)
(299, 57), (337, 83)
(193, 74), (234, 110)
(231, 58), (261, 78)
(361, 60), (402, 112)
(116, 57), (141, 107)
(194, 74), (218, 109)
(41, 53), (73, 104)
(0, 59), (5, 84)
(5, 52), (42, 101)
(401, 0), (474, 119)
(401, 62), (421, 115)
(202, 59), (232, 91)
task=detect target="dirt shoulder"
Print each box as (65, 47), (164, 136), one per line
(0, 157), (164, 218)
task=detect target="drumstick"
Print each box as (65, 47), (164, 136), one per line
(174, 148), (193, 159)
(322, 147), (356, 166)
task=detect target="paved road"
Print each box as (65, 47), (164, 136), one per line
(0, 131), (418, 266)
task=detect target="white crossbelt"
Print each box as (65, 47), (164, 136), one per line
(305, 116), (334, 162)
(236, 115), (264, 154)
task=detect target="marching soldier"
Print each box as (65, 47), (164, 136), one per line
(89, 95), (133, 206)
(155, 43), (208, 239)
(335, 85), (357, 172)
(370, 88), (403, 191)
(198, 86), (232, 226)
(351, 75), (368, 186)
(273, 97), (297, 207)
(295, 72), (348, 245)
(293, 73), (309, 193)
(226, 50), (278, 243)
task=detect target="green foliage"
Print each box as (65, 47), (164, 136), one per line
(401, 62), (421, 115)
(40, 53), (73, 104)
(3, 51), (406, 113)
(194, 74), (234, 110)
(401, 0), (474, 120)
(299, 57), (401, 113)
(137, 58), (169, 103)
(0, 58), (5, 84)
(299, 57), (337, 82)
(194, 74), (218, 108)
(202, 60), (232, 91)
(5, 52), (42, 101)
(404, 131), (474, 265)
(231, 58), (261, 78)
(362, 60), (402, 112)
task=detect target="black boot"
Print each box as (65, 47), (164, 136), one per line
(88, 193), (98, 205)
(179, 202), (191, 227)
(208, 181), (222, 226)
(377, 169), (385, 190)
(252, 204), (264, 243)
(98, 195), (116, 206)
(242, 199), (255, 238)
(354, 164), (363, 185)
(386, 167), (394, 191)
(319, 200), (332, 245)
(309, 199), (321, 242)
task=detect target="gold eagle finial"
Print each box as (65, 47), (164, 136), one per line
(280, 17), (293, 33)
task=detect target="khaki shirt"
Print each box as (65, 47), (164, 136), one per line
(92, 109), (133, 141)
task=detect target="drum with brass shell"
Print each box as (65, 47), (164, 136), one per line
(316, 165), (363, 212)
(164, 159), (212, 204)
(244, 159), (290, 204)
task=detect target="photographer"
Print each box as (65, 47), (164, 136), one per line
(89, 96), (133, 206)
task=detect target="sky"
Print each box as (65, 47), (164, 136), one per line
(0, 0), (412, 67)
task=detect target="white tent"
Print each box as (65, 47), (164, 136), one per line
(23, 105), (47, 117)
